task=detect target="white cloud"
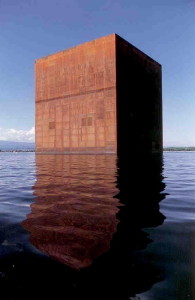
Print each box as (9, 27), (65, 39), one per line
(0, 127), (35, 142)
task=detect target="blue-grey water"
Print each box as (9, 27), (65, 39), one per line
(0, 152), (194, 299)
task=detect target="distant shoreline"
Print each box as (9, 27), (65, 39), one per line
(0, 150), (35, 153)
(163, 147), (195, 152)
(0, 147), (195, 153)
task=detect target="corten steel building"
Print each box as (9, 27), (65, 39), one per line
(35, 34), (162, 155)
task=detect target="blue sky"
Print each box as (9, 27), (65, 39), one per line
(0, 0), (194, 146)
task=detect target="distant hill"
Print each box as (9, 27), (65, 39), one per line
(0, 141), (35, 151)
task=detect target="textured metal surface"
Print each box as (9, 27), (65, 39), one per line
(35, 34), (117, 153)
(35, 34), (162, 154)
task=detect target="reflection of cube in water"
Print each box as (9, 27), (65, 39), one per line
(35, 34), (162, 154)
(21, 154), (120, 270)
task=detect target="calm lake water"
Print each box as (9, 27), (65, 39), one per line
(0, 152), (194, 299)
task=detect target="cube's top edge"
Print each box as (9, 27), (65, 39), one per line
(35, 33), (161, 68)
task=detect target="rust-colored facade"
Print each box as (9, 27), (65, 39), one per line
(35, 34), (162, 154)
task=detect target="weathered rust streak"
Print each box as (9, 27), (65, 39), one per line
(36, 86), (115, 103)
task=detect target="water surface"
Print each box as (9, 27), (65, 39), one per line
(0, 152), (194, 299)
